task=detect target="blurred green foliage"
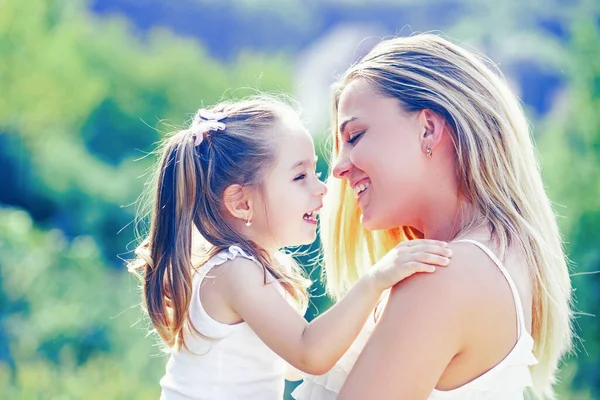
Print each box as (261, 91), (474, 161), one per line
(0, 0), (598, 399)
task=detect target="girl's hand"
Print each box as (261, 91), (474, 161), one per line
(365, 239), (452, 292)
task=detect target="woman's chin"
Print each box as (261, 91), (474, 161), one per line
(360, 212), (396, 231)
(359, 213), (379, 231)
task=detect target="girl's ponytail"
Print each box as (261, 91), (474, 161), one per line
(142, 132), (199, 348)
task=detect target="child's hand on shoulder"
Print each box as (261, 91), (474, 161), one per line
(366, 239), (452, 292)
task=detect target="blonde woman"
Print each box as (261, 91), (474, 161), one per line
(293, 34), (572, 400)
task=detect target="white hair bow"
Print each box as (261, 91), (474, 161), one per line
(190, 109), (228, 146)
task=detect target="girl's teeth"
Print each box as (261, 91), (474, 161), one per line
(303, 209), (320, 221)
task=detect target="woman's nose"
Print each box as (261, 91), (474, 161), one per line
(332, 147), (352, 179)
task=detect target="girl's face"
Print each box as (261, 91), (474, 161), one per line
(332, 79), (431, 231)
(250, 115), (327, 252)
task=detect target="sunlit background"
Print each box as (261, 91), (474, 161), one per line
(1, 0), (599, 398)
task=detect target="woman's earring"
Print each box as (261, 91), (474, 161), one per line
(425, 145), (433, 158)
(245, 219), (252, 227)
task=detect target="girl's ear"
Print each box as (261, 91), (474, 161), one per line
(223, 184), (253, 223)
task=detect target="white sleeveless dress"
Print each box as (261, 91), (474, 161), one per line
(292, 239), (538, 400)
(160, 246), (301, 400)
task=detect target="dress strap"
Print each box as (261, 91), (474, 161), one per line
(453, 239), (527, 337)
(189, 245), (259, 338)
(192, 246), (303, 337)
(196, 245), (255, 274)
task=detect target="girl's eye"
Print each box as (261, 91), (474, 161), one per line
(347, 131), (364, 145)
(294, 174), (307, 181)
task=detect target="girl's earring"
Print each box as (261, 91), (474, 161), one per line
(425, 145), (433, 158)
(245, 219), (252, 227)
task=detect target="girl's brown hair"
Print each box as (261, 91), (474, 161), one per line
(130, 96), (309, 350)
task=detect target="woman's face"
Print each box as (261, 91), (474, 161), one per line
(332, 79), (431, 231)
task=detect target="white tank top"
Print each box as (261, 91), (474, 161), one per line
(160, 245), (300, 400)
(292, 239), (538, 400)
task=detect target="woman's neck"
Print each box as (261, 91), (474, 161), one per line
(421, 200), (487, 242)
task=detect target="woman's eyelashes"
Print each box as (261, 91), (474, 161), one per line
(347, 130), (365, 145)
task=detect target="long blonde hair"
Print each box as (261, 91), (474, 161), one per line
(322, 34), (572, 398)
(129, 96), (310, 350)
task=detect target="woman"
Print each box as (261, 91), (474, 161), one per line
(293, 34), (572, 399)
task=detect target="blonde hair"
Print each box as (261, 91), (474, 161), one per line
(322, 34), (572, 398)
(129, 96), (310, 351)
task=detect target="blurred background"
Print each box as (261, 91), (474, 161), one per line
(0, 0), (598, 398)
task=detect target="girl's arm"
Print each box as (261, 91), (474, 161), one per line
(218, 240), (451, 375)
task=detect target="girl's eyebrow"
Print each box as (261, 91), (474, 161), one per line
(289, 156), (319, 170)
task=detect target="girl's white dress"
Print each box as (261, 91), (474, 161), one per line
(160, 246), (301, 400)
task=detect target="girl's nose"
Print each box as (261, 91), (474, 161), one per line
(315, 177), (328, 197)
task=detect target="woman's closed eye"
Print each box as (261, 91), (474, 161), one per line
(347, 131), (365, 145)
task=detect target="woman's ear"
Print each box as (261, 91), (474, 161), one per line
(223, 184), (252, 223)
(419, 109), (447, 156)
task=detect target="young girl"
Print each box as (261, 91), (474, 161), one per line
(130, 96), (452, 400)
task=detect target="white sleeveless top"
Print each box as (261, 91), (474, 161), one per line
(160, 245), (300, 400)
(292, 239), (538, 400)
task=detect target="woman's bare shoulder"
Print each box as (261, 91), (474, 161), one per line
(387, 240), (515, 331)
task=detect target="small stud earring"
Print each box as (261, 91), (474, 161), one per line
(245, 219), (252, 227)
(425, 145), (433, 158)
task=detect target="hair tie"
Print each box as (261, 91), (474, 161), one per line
(190, 109), (228, 146)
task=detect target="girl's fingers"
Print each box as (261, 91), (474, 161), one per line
(412, 252), (451, 266)
(413, 263), (437, 273)
(402, 262), (437, 275)
(411, 244), (453, 257)
(403, 239), (448, 248)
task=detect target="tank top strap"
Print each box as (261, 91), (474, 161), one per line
(453, 239), (527, 337)
(191, 245), (302, 339)
(195, 245), (256, 275)
(187, 245), (260, 337)
(195, 246), (287, 290)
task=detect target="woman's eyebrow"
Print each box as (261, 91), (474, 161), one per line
(338, 117), (358, 136)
